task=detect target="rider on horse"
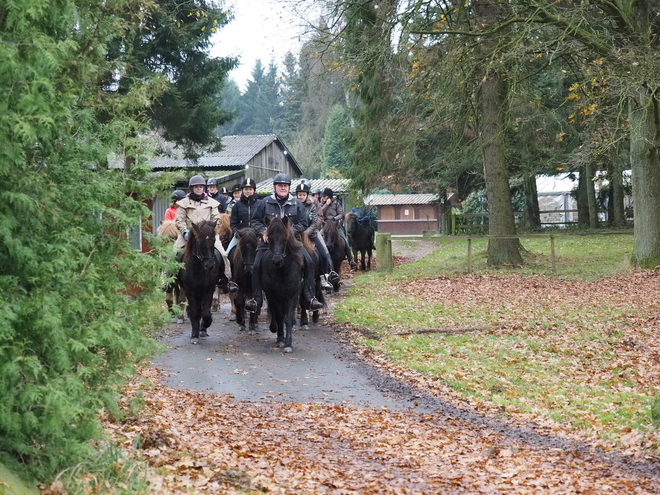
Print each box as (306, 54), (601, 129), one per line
(206, 177), (229, 213)
(295, 182), (339, 290)
(245, 173), (324, 313)
(164, 189), (186, 221)
(226, 177), (261, 256)
(320, 188), (357, 270)
(175, 174), (236, 293)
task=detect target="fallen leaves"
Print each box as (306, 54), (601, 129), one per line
(104, 365), (660, 494)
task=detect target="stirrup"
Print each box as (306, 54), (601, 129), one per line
(309, 297), (323, 311)
(328, 271), (339, 284)
(245, 299), (259, 313)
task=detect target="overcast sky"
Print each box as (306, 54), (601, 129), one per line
(211, 0), (308, 91)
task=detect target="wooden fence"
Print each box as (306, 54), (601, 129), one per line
(375, 231), (633, 273)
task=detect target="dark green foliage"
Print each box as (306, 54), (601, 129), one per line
(0, 0), (167, 480)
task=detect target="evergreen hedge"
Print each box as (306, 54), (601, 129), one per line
(0, 0), (169, 480)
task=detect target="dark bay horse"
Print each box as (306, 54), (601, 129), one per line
(261, 216), (302, 353)
(299, 233), (324, 330)
(179, 220), (222, 344)
(321, 219), (346, 292)
(228, 228), (259, 334)
(346, 212), (375, 271)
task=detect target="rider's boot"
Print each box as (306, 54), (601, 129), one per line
(228, 281), (239, 293)
(320, 274), (332, 290)
(245, 297), (261, 313)
(328, 271), (340, 285)
(309, 297), (324, 311)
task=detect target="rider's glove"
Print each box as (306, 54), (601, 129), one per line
(183, 229), (189, 241)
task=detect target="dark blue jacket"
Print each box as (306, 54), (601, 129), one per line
(252, 193), (308, 236)
(230, 194), (261, 235)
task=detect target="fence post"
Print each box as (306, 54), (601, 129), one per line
(467, 237), (472, 273)
(375, 232), (393, 272)
(550, 235), (556, 274)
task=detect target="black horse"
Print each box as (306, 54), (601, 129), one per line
(299, 233), (325, 329)
(228, 228), (259, 334)
(178, 220), (222, 344)
(346, 212), (375, 271)
(261, 216), (303, 353)
(321, 219), (347, 292)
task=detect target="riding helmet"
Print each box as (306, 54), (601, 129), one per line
(295, 183), (310, 194)
(273, 172), (292, 185)
(171, 189), (187, 201)
(231, 183), (241, 192)
(241, 177), (256, 189)
(220, 186), (229, 194)
(188, 174), (206, 188)
(322, 187), (334, 199)
(207, 178), (219, 186)
(310, 188), (322, 195)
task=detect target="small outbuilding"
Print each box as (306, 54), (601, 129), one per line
(364, 194), (442, 235)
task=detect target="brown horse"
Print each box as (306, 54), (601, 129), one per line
(212, 213), (232, 312)
(158, 220), (186, 323)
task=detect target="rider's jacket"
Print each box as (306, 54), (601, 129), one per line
(174, 194), (221, 248)
(252, 193), (308, 237)
(300, 195), (321, 238)
(208, 191), (228, 213)
(230, 194), (261, 235)
(320, 196), (344, 225)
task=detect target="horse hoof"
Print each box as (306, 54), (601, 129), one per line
(190, 338), (199, 344)
(284, 346), (293, 353)
(300, 324), (309, 331)
(200, 330), (208, 338)
(277, 341), (285, 348)
(229, 315), (236, 322)
(238, 324), (246, 332)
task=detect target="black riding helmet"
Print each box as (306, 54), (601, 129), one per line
(241, 177), (256, 189)
(295, 183), (310, 194)
(207, 178), (219, 186)
(171, 189), (186, 201)
(273, 172), (292, 185)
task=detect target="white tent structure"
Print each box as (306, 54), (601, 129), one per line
(536, 175), (579, 226)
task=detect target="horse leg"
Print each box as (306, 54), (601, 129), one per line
(199, 290), (214, 338)
(299, 291), (309, 330)
(367, 248), (373, 270)
(235, 292), (246, 331)
(249, 311), (258, 334)
(188, 298), (201, 344)
(282, 301), (297, 353)
(176, 286), (186, 324)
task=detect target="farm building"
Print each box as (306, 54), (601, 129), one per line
(364, 194), (443, 235)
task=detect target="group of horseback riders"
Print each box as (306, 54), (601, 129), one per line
(168, 172), (357, 314)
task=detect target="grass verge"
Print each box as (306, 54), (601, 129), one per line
(335, 233), (660, 449)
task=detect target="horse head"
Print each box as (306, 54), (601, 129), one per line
(187, 220), (218, 271)
(345, 212), (358, 235)
(265, 216), (301, 268)
(236, 228), (258, 275)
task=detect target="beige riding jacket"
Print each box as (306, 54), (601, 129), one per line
(174, 195), (221, 249)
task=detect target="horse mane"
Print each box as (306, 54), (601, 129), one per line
(300, 231), (315, 253)
(158, 220), (178, 239)
(183, 220), (216, 262)
(323, 217), (340, 242)
(216, 213), (232, 246)
(233, 228), (258, 266)
(266, 217), (303, 264)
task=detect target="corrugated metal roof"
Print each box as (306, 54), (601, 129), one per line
(364, 194), (440, 206)
(111, 134), (302, 173)
(256, 178), (352, 195)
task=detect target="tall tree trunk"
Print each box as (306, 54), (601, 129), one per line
(522, 173), (541, 230)
(479, 71), (523, 265)
(576, 169), (589, 228)
(610, 158), (625, 228)
(585, 161), (599, 228)
(473, 0), (522, 266)
(630, 86), (660, 267)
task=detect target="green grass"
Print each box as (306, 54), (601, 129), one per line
(336, 231), (660, 446)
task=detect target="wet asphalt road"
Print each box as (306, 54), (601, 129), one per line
(154, 297), (436, 411)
